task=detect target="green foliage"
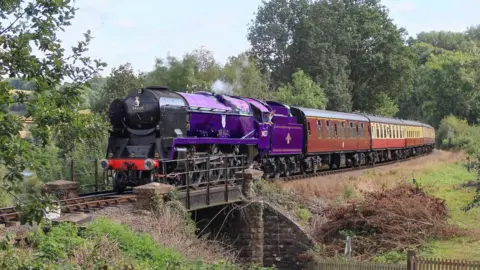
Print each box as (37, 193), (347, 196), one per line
(418, 51), (480, 127)
(0, 217), (274, 269)
(247, 0), (310, 85)
(249, 0), (415, 113)
(275, 69), (327, 109)
(297, 208), (311, 225)
(30, 222), (88, 261)
(0, 0), (106, 224)
(223, 53), (272, 99)
(85, 218), (185, 268)
(84, 218), (269, 269)
(91, 63), (144, 114)
(145, 47), (223, 92)
(343, 186), (354, 200)
(436, 115), (480, 155)
(371, 92), (399, 118)
(373, 251), (406, 264)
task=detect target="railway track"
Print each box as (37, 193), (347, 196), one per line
(277, 151), (432, 182)
(0, 192), (135, 224)
(0, 151), (433, 224)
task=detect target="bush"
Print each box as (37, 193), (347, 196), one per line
(436, 115), (480, 155)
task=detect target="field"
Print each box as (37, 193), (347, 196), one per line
(273, 150), (480, 261)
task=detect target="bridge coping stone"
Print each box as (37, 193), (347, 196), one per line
(44, 180), (79, 200)
(133, 183), (175, 210)
(235, 168), (263, 200)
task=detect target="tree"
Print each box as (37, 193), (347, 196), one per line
(247, 0), (311, 85)
(250, 0), (416, 114)
(92, 63), (143, 115)
(413, 31), (478, 54)
(0, 0), (106, 224)
(416, 51), (480, 127)
(222, 53), (272, 100)
(275, 69), (327, 109)
(145, 48), (222, 92)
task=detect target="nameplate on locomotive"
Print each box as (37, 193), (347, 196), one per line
(217, 129), (230, 137)
(132, 96), (145, 111)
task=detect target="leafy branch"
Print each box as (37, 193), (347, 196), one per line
(0, 0), (107, 225)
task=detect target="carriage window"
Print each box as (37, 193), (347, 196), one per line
(317, 120), (322, 138)
(383, 125), (386, 138)
(326, 120), (330, 138)
(334, 123), (338, 137)
(307, 121), (311, 136)
(340, 122), (345, 138)
(360, 123), (364, 138)
(349, 123), (354, 138)
(376, 125), (379, 138)
(356, 124), (359, 138)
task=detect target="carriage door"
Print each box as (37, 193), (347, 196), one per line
(356, 122), (360, 149)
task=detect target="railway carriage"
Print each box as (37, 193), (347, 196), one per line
(102, 86), (435, 192)
(368, 115), (407, 161)
(290, 107), (370, 169)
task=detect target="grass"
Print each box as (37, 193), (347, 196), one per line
(273, 150), (480, 262)
(372, 155), (480, 261)
(414, 161), (480, 259)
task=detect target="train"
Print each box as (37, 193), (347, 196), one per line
(100, 86), (435, 192)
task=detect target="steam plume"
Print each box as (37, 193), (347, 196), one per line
(211, 80), (234, 95)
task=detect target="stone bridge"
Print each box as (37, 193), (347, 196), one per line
(135, 170), (317, 270)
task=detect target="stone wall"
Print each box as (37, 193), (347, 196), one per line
(262, 203), (316, 269)
(223, 201), (315, 270)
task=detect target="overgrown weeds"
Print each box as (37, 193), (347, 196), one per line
(313, 183), (463, 260)
(0, 216), (271, 269)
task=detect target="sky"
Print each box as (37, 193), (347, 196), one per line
(54, 0), (480, 77)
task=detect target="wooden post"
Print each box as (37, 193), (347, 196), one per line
(224, 155), (228, 202)
(185, 157), (190, 210)
(70, 159), (75, 182)
(206, 155), (210, 206)
(94, 159), (98, 192)
(241, 155), (245, 187)
(407, 250), (416, 270)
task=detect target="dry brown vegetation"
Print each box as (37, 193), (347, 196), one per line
(92, 204), (237, 264)
(275, 150), (465, 203)
(314, 183), (463, 260)
(69, 236), (132, 269)
(260, 150), (471, 260)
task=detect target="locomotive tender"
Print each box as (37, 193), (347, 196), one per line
(100, 86), (435, 192)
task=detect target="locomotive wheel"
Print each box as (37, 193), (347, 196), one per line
(274, 158), (281, 179)
(139, 171), (154, 185)
(113, 171), (128, 194)
(187, 163), (206, 188)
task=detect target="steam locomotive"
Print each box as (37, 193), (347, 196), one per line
(100, 86), (435, 192)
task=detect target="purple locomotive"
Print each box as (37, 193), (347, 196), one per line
(101, 86), (306, 192)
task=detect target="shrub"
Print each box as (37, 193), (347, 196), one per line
(436, 115), (480, 155)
